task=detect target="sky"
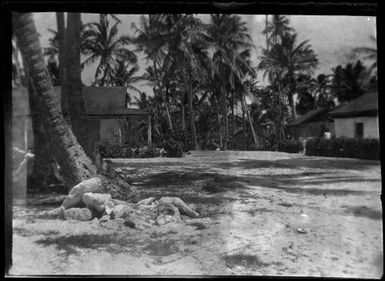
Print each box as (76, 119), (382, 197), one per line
(32, 13), (377, 97)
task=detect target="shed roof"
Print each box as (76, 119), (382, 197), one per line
(287, 108), (330, 127)
(329, 92), (378, 118)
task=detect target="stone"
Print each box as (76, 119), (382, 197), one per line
(137, 197), (156, 205)
(184, 217), (213, 228)
(42, 206), (65, 219)
(99, 215), (110, 223)
(112, 199), (129, 205)
(156, 214), (182, 226)
(124, 214), (152, 230)
(82, 193), (112, 213)
(64, 208), (93, 221)
(61, 177), (102, 209)
(112, 204), (134, 219)
(105, 201), (115, 216)
(159, 197), (199, 218)
(155, 202), (182, 226)
(156, 201), (180, 217)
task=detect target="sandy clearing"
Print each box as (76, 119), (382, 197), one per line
(9, 151), (383, 277)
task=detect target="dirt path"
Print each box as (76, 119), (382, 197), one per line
(10, 151), (383, 277)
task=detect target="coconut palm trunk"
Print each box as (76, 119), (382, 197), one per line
(13, 12), (98, 189)
(221, 84), (229, 150)
(187, 82), (199, 150)
(241, 93), (259, 149)
(64, 13), (93, 158)
(212, 95), (223, 149)
(56, 12), (70, 125)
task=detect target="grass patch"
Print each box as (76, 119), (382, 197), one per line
(343, 206), (382, 220)
(141, 239), (180, 256)
(35, 233), (136, 256)
(223, 254), (271, 269)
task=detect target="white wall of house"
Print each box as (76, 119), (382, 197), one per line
(334, 116), (379, 139)
(100, 118), (122, 143)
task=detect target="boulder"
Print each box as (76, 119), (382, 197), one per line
(41, 206), (65, 219)
(61, 177), (102, 209)
(105, 201), (115, 216)
(64, 208), (93, 221)
(112, 204), (134, 219)
(155, 202), (182, 226)
(99, 215), (110, 223)
(82, 193), (112, 213)
(124, 214), (152, 230)
(159, 197), (199, 218)
(184, 217), (213, 229)
(156, 214), (182, 226)
(137, 197), (156, 205)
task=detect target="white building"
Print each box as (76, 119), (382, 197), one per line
(329, 92), (379, 139)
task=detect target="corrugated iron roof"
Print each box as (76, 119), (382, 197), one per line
(329, 92), (378, 118)
(287, 108), (329, 127)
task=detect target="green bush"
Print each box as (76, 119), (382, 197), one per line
(305, 137), (380, 160)
(97, 141), (166, 158)
(278, 140), (304, 153)
(161, 138), (183, 157)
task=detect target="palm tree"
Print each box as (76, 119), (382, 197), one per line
(13, 12), (97, 188)
(207, 14), (255, 150)
(352, 35), (377, 77)
(81, 14), (137, 86)
(13, 12), (137, 200)
(259, 32), (318, 120)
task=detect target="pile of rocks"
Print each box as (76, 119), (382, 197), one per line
(42, 177), (202, 230)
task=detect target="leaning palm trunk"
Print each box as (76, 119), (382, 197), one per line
(13, 12), (97, 188)
(14, 13), (136, 200)
(65, 13), (93, 158)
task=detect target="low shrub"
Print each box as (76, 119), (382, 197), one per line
(305, 137), (380, 160)
(278, 140), (304, 153)
(97, 141), (166, 158)
(161, 138), (183, 158)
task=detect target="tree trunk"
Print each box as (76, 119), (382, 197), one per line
(153, 62), (172, 130)
(64, 13), (93, 158)
(213, 95), (223, 149)
(27, 78), (57, 182)
(241, 93), (259, 149)
(56, 12), (70, 125)
(187, 82), (198, 150)
(221, 84), (228, 150)
(181, 101), (186, 130)
(242, 101), (247, 150)
(13, 13), (136, 201)
(13, 12), (97, 188)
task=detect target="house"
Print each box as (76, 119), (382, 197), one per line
(53, 87), (152, 147)
(287, 108), (334, 141)
(329, 92), (379, 139)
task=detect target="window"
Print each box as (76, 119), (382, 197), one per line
(355, 122), (364, 138)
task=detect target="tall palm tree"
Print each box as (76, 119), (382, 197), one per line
(81, 14), (137, 86)
(13, 12), (97, 188)
(207, 14), (254, 150)
(352, 35), (377, 77)
(259, 32), (318, 120)
(13, 12), (137, 200)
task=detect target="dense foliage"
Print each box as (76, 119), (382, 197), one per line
(98, 141), (166, 158)
(277, 140), (303, 153)
(305, 137), (379, 160)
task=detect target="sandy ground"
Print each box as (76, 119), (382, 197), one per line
(9, 151), (383, 277)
